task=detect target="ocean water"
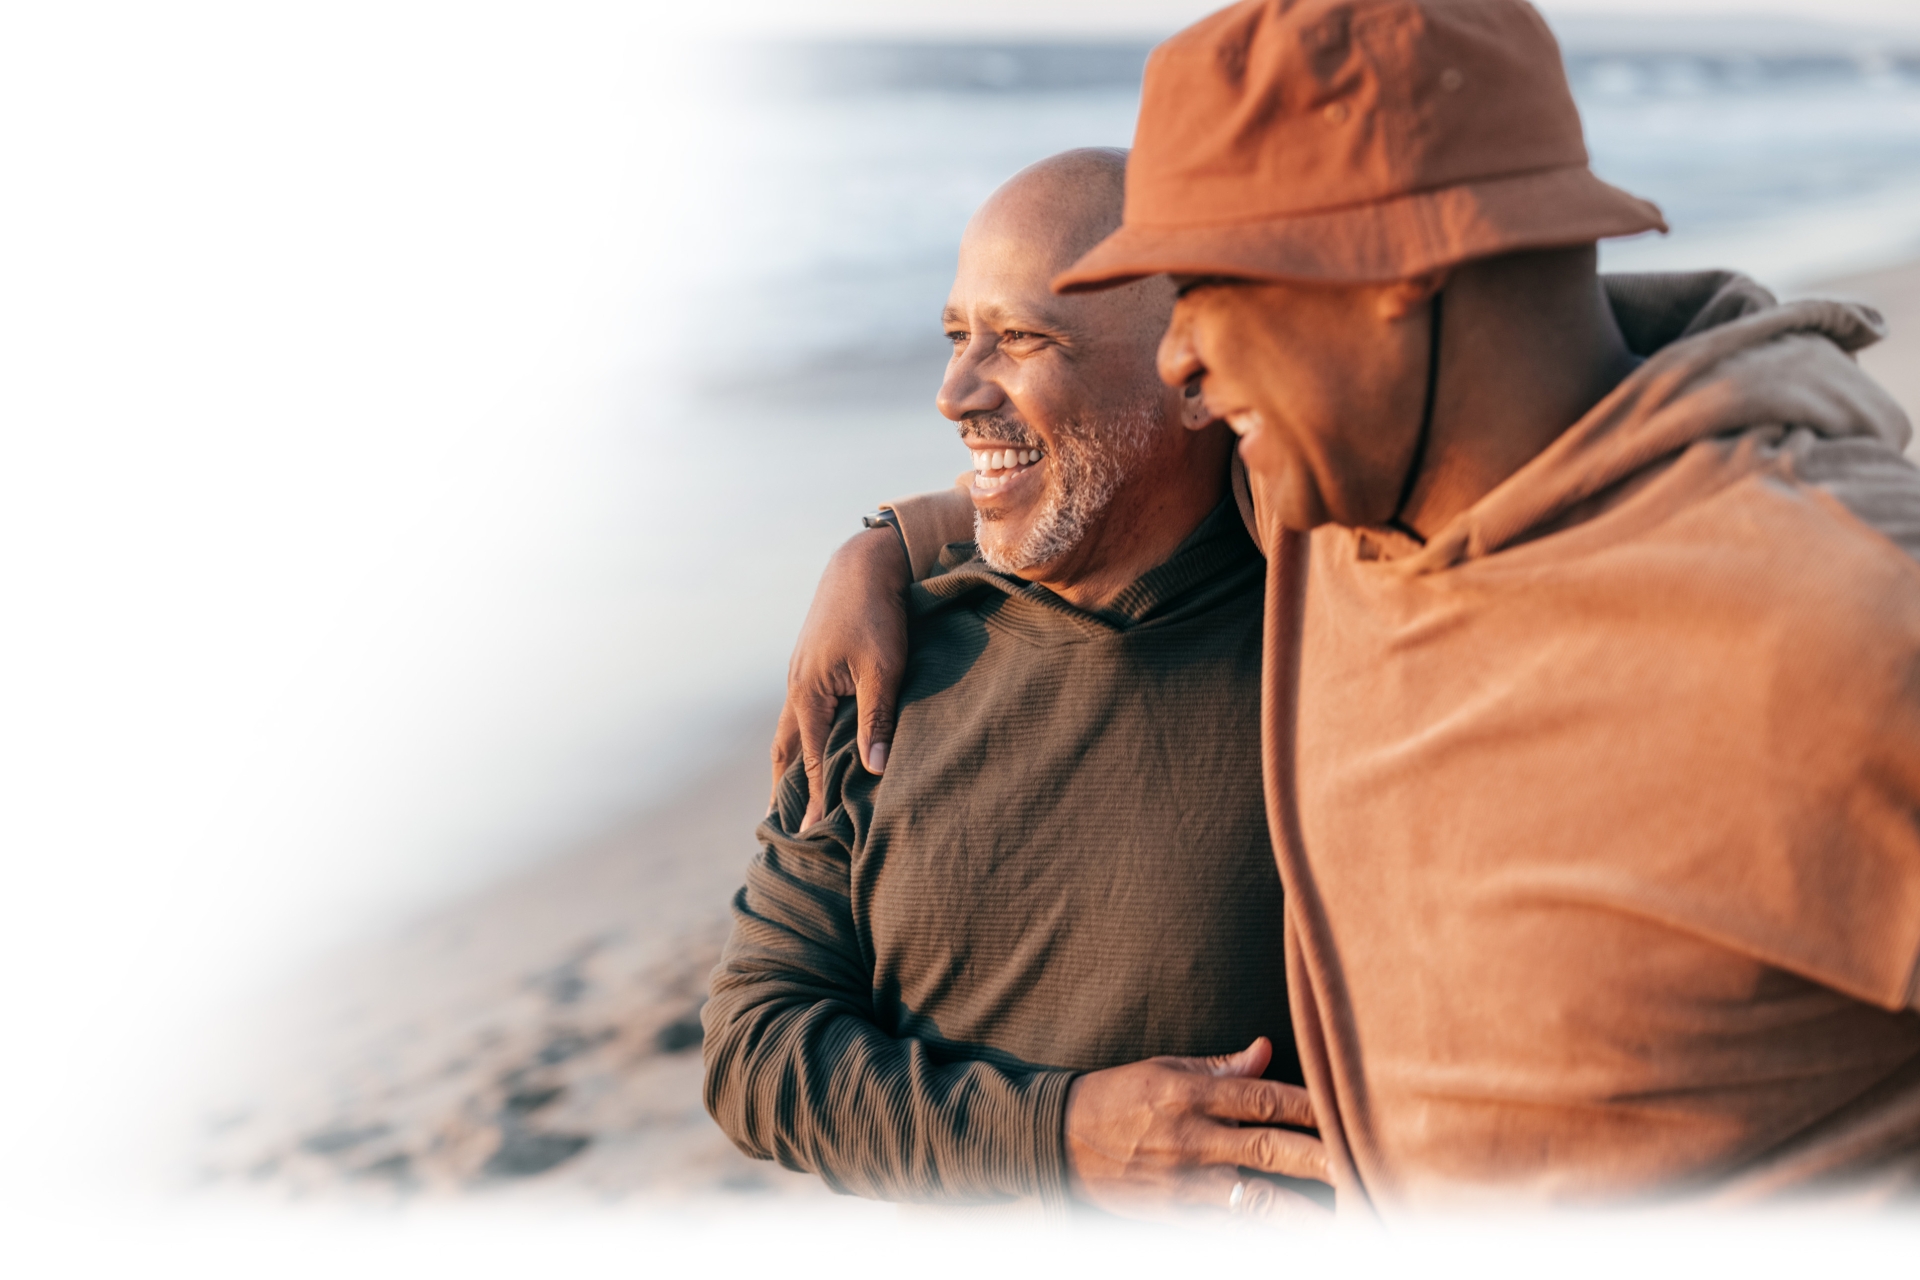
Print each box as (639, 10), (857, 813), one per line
(688, 40), (1920, 386)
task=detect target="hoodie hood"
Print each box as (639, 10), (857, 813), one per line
(1394, 271), (1912, 573)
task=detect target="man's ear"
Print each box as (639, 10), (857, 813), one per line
(1179, 377), (1214, 430)
(1375, 270), (1450, 321)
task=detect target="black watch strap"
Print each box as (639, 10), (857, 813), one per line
(861, 507), (911, 576)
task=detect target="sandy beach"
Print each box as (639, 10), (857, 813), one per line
(191, 257), (1920, 1209)
(193, 701), (842, 1205)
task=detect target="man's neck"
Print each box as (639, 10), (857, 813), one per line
(1027, 430), (1233, 610)
(1396, 248), (1640, 540)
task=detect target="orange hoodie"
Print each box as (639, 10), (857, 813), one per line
(1263, 271), (1920, 1213)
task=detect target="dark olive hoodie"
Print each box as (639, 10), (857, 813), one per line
(703, 500), (1298, 1210)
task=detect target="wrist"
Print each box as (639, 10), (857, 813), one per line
(844, 522), (912, 585)
(859, 509), (911, 578)
(1061, 1070), (1098, 1201)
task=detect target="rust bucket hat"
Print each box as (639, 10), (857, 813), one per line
(1054, 0), (1665, 293)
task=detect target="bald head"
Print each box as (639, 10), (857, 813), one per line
(973, 147), (1127, 272)
(957, 148), (1174, 347)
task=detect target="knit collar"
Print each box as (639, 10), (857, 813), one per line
(913, 496), (1261, 637)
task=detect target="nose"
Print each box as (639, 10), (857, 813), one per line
(936, 338), (1005, 422)
(1157, 307), (1207, 391)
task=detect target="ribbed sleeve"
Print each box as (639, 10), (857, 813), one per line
(702, 751), (1076, 1207)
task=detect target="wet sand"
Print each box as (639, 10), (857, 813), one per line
(194, 702), (840, 1205)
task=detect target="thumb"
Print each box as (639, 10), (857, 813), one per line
(1202, 1036), (1272, 1079)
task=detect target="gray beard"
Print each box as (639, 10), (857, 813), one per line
(968, 394), (1164, 575)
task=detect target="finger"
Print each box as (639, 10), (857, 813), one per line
(1224, 1125), (1331, 1185)
(769, 698), (800, 814)
(1202, 1076), (1316, 1129)
(852, 660), (901, 776)
(1230, 1175), (1333, 1225)
(793, 686), (838, 829)
(1178, 1169), (1330, 1225)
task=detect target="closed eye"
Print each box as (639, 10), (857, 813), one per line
(1175, 276), (1231, 299)
(1000, 329), (1053, 349)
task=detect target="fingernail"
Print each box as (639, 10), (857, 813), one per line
(867, 742), (888, 773)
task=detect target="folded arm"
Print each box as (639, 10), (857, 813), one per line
(712, 747), (1330, 1218)
(706, 734), (1077, 1207)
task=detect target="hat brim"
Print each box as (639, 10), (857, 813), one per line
(1052, 165), (1666, 294)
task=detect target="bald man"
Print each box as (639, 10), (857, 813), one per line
(702, 150), (1326, 1220)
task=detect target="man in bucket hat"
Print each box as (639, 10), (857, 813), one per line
(777, 0), (1920, 1214)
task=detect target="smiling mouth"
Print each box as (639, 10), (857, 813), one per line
(1222, 410), (1261, 438)
(969, 444), (1046, 496)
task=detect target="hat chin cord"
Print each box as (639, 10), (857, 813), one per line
(1385, 290), (1444, 545)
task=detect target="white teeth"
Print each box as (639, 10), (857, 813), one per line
(970, 445), (1044, 474)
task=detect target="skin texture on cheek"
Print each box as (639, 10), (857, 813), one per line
(1164, 283), (1430, 532)
(972, 390), (1166, 575)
